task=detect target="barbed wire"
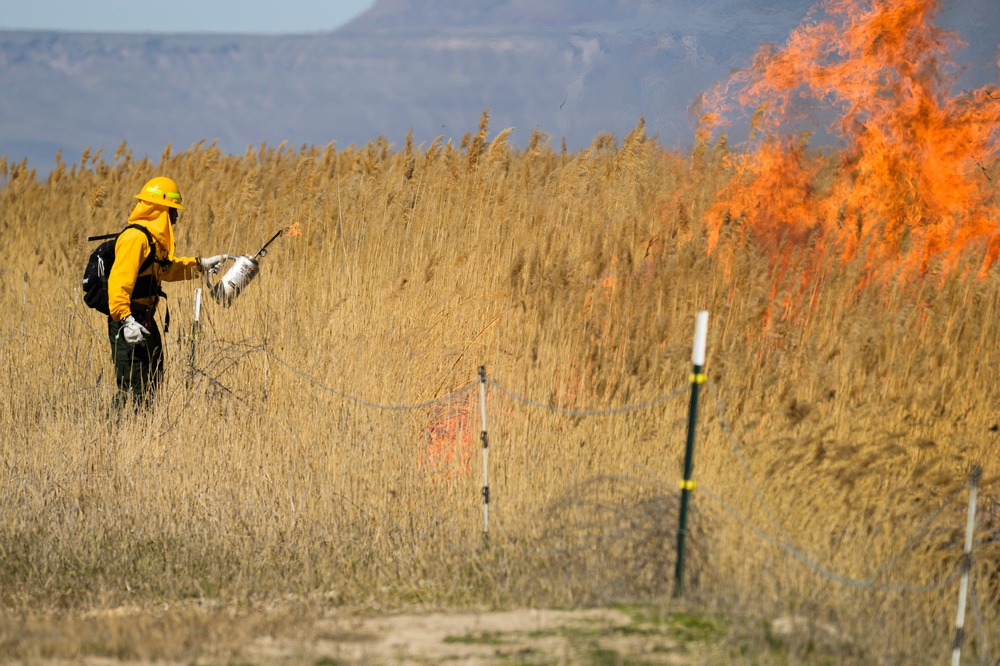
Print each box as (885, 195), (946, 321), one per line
(487, 377), (688, 417)
(184, 337), (688, 416)
(67, 303), (110, 344)
(698, 482), (963, 592)
(192, 342), (266, 388)
(702, 381), (970, 592)
(185, 334), (466, 412)
(69, 304), (987, 600)
(265, 348), (476, 411)
(708, 381), (968, 579)
(69, 314), (473, 413)
(706, 382), (796, 545)
(970, 579), (995, 665)
(186, 334), (267, 355)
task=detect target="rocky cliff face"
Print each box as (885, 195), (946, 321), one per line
(1, 0), (996, 174)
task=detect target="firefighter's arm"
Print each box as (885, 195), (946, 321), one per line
(161, 254), (230, 281)
(107, 230), (148, 322)
(160, 255), (200, 282)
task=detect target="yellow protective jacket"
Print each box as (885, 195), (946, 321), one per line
(108, 201), (201, 322)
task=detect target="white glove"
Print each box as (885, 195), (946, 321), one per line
(121, 315), (151, 347)
(199, 254), (230, 270)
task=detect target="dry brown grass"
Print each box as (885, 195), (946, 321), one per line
(1, 118), (999, 663)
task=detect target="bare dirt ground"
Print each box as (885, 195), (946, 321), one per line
(245, 607), (699, 664)
(2, 604), (725, 665)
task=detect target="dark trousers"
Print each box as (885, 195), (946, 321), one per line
(107, 315), (163, 411)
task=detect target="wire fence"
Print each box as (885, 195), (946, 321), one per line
(265, 348), (477, 411)
(85, 319), (994, 564)
(192, 334), (986, 570)
(68, 302), (996, 661)
(704, 382), (970, 593)
(486, 377), (689, 417)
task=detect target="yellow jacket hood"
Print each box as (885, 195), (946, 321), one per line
(127, 201), (175, 257)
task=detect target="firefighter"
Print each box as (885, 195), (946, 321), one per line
(108, 176), (228, 409)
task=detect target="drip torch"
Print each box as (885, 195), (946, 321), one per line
(206, 228), (287, 307)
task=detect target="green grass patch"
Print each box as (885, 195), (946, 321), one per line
(313, 658), (346, 666)
(668, 611), (724, 644)
(443, 630), (508, 645)
(586, 645), (622, 665)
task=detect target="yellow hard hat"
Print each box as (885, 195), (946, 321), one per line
(134, 176), (185, 210)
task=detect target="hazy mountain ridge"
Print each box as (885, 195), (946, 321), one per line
(1, 0), (996, 174)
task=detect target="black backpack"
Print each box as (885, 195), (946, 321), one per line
(82, 224), (166, 315)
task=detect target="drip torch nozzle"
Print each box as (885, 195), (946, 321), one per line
(252, 228), (286, 261)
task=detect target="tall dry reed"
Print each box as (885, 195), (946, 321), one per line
(1, 117), (997, 663)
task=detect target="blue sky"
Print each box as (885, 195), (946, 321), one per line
(0, 1), (376, 34)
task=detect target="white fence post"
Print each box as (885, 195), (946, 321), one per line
(479, 365), (489, 542)
(187, 287), (202, 388)
(951, 465), (981, 666)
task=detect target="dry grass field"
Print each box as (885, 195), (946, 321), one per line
(1, 106), (998, 663)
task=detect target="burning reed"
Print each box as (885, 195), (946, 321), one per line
(698, 0), (1000, 286)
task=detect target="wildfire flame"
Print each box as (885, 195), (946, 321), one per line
(700, 0), (1000, 282)
(282, 222), (303, 237)
(422, 400), (473, 480)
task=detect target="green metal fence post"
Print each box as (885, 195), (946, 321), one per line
(674, 310), (709, 596)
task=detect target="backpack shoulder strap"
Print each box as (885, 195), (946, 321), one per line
(87, 232), (120, 242)
(122, 223), (154, 246)
(121, 224), (166, 272)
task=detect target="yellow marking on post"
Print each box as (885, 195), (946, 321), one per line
(689, 373), (707, 384)
(679, 479), (697, 491)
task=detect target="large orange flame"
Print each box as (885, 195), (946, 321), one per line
(702, 0), (1000, 282)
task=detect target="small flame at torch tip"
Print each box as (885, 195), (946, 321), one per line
(282, 222), (303, 237)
